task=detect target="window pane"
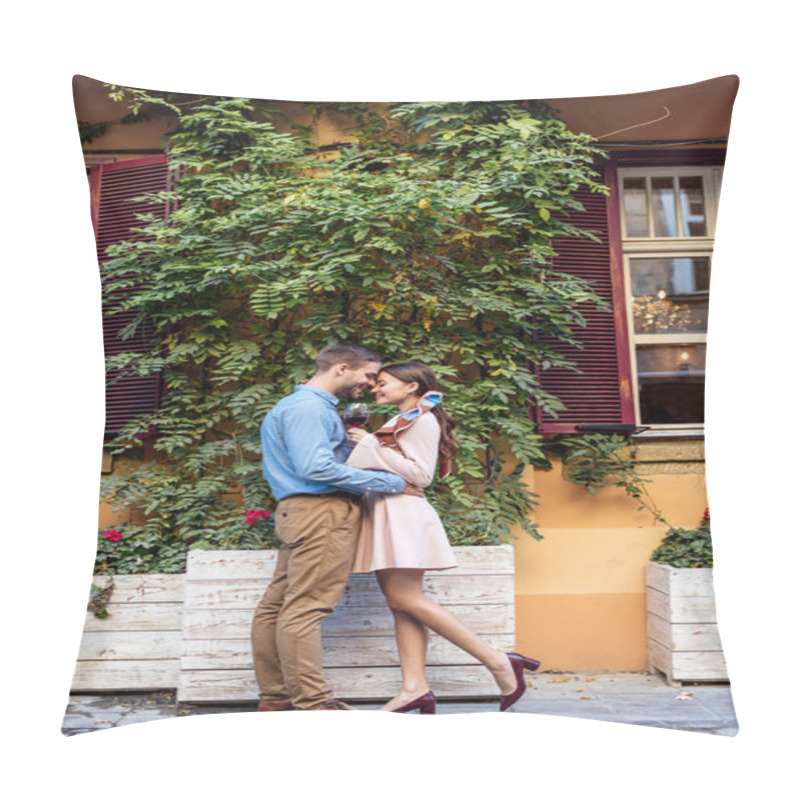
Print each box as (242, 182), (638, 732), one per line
(622, 177), (649, 237)
(651, 177), (677, 237)
(630, 257), (710, 333)
(637, 344), (706, 424)
(679, 176), (707, 236)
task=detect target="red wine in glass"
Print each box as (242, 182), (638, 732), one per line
(343, 403), (370, 428)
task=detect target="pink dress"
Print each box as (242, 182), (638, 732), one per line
(346, 412), (458, 573)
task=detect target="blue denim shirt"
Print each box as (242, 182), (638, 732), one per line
(261, 384), (406, 501)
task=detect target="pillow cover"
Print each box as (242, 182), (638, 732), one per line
(63, 74), (739, 736)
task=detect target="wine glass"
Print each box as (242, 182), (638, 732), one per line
(342, 402), (371, 428)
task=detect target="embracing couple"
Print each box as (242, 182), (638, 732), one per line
(250, 343), (540, 712)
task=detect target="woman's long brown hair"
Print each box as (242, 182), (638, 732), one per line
(379, 362), (459, 462)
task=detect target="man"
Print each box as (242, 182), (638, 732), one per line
(251, 343), (421, 711)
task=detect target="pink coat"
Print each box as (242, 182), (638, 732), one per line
(346, 412), (458, 573)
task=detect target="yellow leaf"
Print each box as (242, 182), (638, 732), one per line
(418, 198), (429, 209)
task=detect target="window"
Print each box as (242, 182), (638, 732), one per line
(619, 166), (722, 429)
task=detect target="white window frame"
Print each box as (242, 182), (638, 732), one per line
(618, 165), (723, 434)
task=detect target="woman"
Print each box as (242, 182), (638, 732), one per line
(346, 362), (540, 714)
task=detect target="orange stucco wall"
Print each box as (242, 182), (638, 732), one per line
(511, 464), (708, 671)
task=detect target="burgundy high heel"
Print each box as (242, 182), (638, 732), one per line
(390, 690), (436, 714)
(499, 652), (541, 711)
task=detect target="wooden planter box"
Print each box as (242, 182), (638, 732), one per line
(178, 545), (515, 703)
(645, 561), (729, 686)
(70, 574), (185, 692)
(71, 545), (516, 703)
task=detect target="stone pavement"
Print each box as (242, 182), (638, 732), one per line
(62, 671), (738, 737)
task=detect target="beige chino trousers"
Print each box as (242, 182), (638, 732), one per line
(251, 494), (361, 710)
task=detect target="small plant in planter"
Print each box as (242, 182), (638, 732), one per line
(650, 508), (712, 568)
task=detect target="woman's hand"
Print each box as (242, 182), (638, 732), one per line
(401, 482), (424, 497)
(346, 427), (369, 445)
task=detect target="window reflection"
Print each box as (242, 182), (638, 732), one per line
(680, 177), (707, 236)
(623, 177), (648, 237)
(630, 257), (710, 333)
(652, 177), (677, 237)
(637, 344), (706, 424)
(622, 174), (708, 239)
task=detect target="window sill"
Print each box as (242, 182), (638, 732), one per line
(632, 427), (704, 440)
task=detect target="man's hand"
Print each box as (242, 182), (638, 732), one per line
(402, 482), (424, 498)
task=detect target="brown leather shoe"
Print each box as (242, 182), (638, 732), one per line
(257, 698), (294, 712)
(312, 699), (354, 710)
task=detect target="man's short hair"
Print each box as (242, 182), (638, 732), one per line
(315, 343), (385, 373)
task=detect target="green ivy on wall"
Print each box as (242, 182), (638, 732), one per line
(96, 88), (621, 574)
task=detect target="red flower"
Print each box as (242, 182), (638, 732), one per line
(245, 509), (271, 525)
(703, 508), (710, 521)
(103, 528), (123, 542)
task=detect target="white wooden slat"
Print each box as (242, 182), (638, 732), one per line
(646, 589), (718, 625)
(665, 594), (718, 625)
(81, 603), (184, 632)
(185, 545), (514, 580)
(180, 633), (515, 670)
(185, 550), (279, 581)
(649, 636), (729, 684)
(71, 660), (180, 691)
(669, 567), (715, 598)
(645, 562), (671, 594)
(184, 574), (513, 610)
(646, 615), (723, 652)
(645, 562), (715, 597)
(77, 631), (182, 661)
(177, 665), (502, 703)
(647, 637), (671, 678)
(182, 603), (514, 640)
(90, 574), (185, 603)
(669, 650), (729, 681)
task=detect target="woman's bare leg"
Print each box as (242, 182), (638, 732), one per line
(380, 608), (430, 711)
(376, 568), (518, 701)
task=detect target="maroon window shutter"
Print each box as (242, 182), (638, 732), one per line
(89, 155), (170, 438)
(534, 161), (635, 433)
